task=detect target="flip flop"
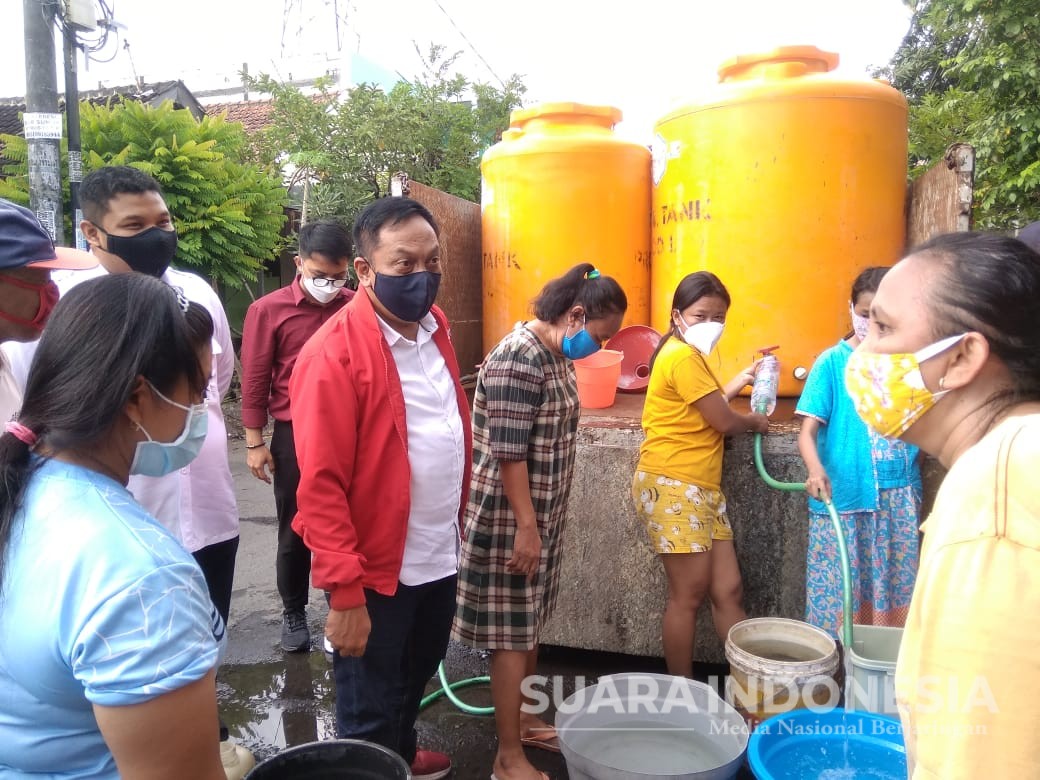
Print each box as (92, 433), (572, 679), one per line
(491, 774), (550, 780)
(519, 728), (562, 754)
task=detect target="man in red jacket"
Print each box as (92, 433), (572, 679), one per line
(290, 197), (471, 780)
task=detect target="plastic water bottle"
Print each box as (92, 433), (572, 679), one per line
(750, 346), (780, 416)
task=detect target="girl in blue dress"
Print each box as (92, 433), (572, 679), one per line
(796, 266), (922, 638)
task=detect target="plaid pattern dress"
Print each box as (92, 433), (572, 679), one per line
(452, 326), (580, 650)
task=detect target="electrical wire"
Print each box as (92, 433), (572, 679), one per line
(84, 36), (120, 65)
(280, 0), (296, 57)
(83, 0), (115, 53)
(332, 0), (341, 53)
(428, 0), (505, 88)
(53, 0), (119, 67)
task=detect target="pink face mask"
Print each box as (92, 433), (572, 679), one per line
(850, 303), (870, 341)
(0, 275), (59, 332)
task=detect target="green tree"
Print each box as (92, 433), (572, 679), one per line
(250, 44), (526, 222)
(879, 0), (1040, 227)
(0, 99), (287, 288)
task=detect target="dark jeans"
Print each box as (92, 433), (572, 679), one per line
(271, 420), (311, 612)
(192, 535), (240, 627)
(333, 574), (457, 762)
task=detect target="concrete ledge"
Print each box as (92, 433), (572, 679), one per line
(542, 416), (811, 663)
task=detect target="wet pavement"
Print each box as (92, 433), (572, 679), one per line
(220, 438), (754, 778)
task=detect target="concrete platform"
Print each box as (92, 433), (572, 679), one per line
(544, 393), (810, 663)
(544, 392), (943, 663)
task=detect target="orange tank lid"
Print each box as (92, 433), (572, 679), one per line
(510, 102), (622, 128)
(718, 46), (839, 82)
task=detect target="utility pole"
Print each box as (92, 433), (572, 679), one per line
(63, 21), (84, 249)
(22, 0), (65, 244)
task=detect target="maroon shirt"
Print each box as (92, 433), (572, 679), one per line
(240, 276), (354, 428)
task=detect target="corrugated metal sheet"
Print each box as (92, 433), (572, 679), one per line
(395, 177), (483, 377)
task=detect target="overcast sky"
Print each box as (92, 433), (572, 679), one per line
(4, 0), (912, 143)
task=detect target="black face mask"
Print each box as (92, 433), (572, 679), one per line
(373, 271), (440, 322)
(98, 225), (178, 278)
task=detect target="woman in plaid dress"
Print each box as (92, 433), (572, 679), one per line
(453, 263), (627, 780)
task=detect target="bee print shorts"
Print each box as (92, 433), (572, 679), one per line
(631, 470), (732, 554)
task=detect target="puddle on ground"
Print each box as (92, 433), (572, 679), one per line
(217, 652), (338, 761)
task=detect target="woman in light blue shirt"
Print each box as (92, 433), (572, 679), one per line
(796, 267), (922, 639)
(0, 273), (225, 779)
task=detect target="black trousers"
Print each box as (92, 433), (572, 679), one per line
(271, 420), (311, 612)
(192, 534), (240, 744)
(333, 574), (457, 762)
(192, 535), (240, 627)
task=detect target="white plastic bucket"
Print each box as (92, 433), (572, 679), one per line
(555, 672), (748, 780)
(724, 618), (840, 728)
(847, 624), (904, 716)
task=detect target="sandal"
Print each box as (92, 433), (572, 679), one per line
(519, 727), (561, 754)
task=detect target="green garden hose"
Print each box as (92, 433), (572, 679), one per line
(419, 663), (494, 715)
(753, 433), (854, 649)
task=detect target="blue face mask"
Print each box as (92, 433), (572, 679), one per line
(561, 317), (601, 360)
(130, 381), (209, 477)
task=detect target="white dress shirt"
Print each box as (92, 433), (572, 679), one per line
(376, 312), (465, 585)
(3, 264), (239, 553)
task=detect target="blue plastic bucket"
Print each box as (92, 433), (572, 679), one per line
(747, 709), (906, 780)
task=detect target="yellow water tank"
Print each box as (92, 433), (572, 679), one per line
(651, 46), (908, 396)
(481, 103), (651, 351)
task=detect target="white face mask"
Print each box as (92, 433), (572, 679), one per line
(301, 274), (342, 304)
(675, 314), (724, 355)
(850, 303), (870, 341)
(301, 274), (341, 305)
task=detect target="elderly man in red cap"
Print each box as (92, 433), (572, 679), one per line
(0, 199), (96, 422)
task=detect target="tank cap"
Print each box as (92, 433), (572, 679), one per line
(718, 46), (839, 82)
(510, 102), (623, 128)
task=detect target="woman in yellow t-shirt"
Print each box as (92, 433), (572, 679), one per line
(844, 232), (1040, 779)
(632, 271), (768, 676)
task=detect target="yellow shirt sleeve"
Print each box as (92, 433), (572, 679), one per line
(666, 345), (720, 405)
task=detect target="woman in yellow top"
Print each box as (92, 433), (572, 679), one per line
(845, 232), (1040, 779)
(632, 271), (768, 676)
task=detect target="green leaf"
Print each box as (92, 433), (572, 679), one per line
(246, 43), (526, 215)
(883, 0), (1040, 225)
